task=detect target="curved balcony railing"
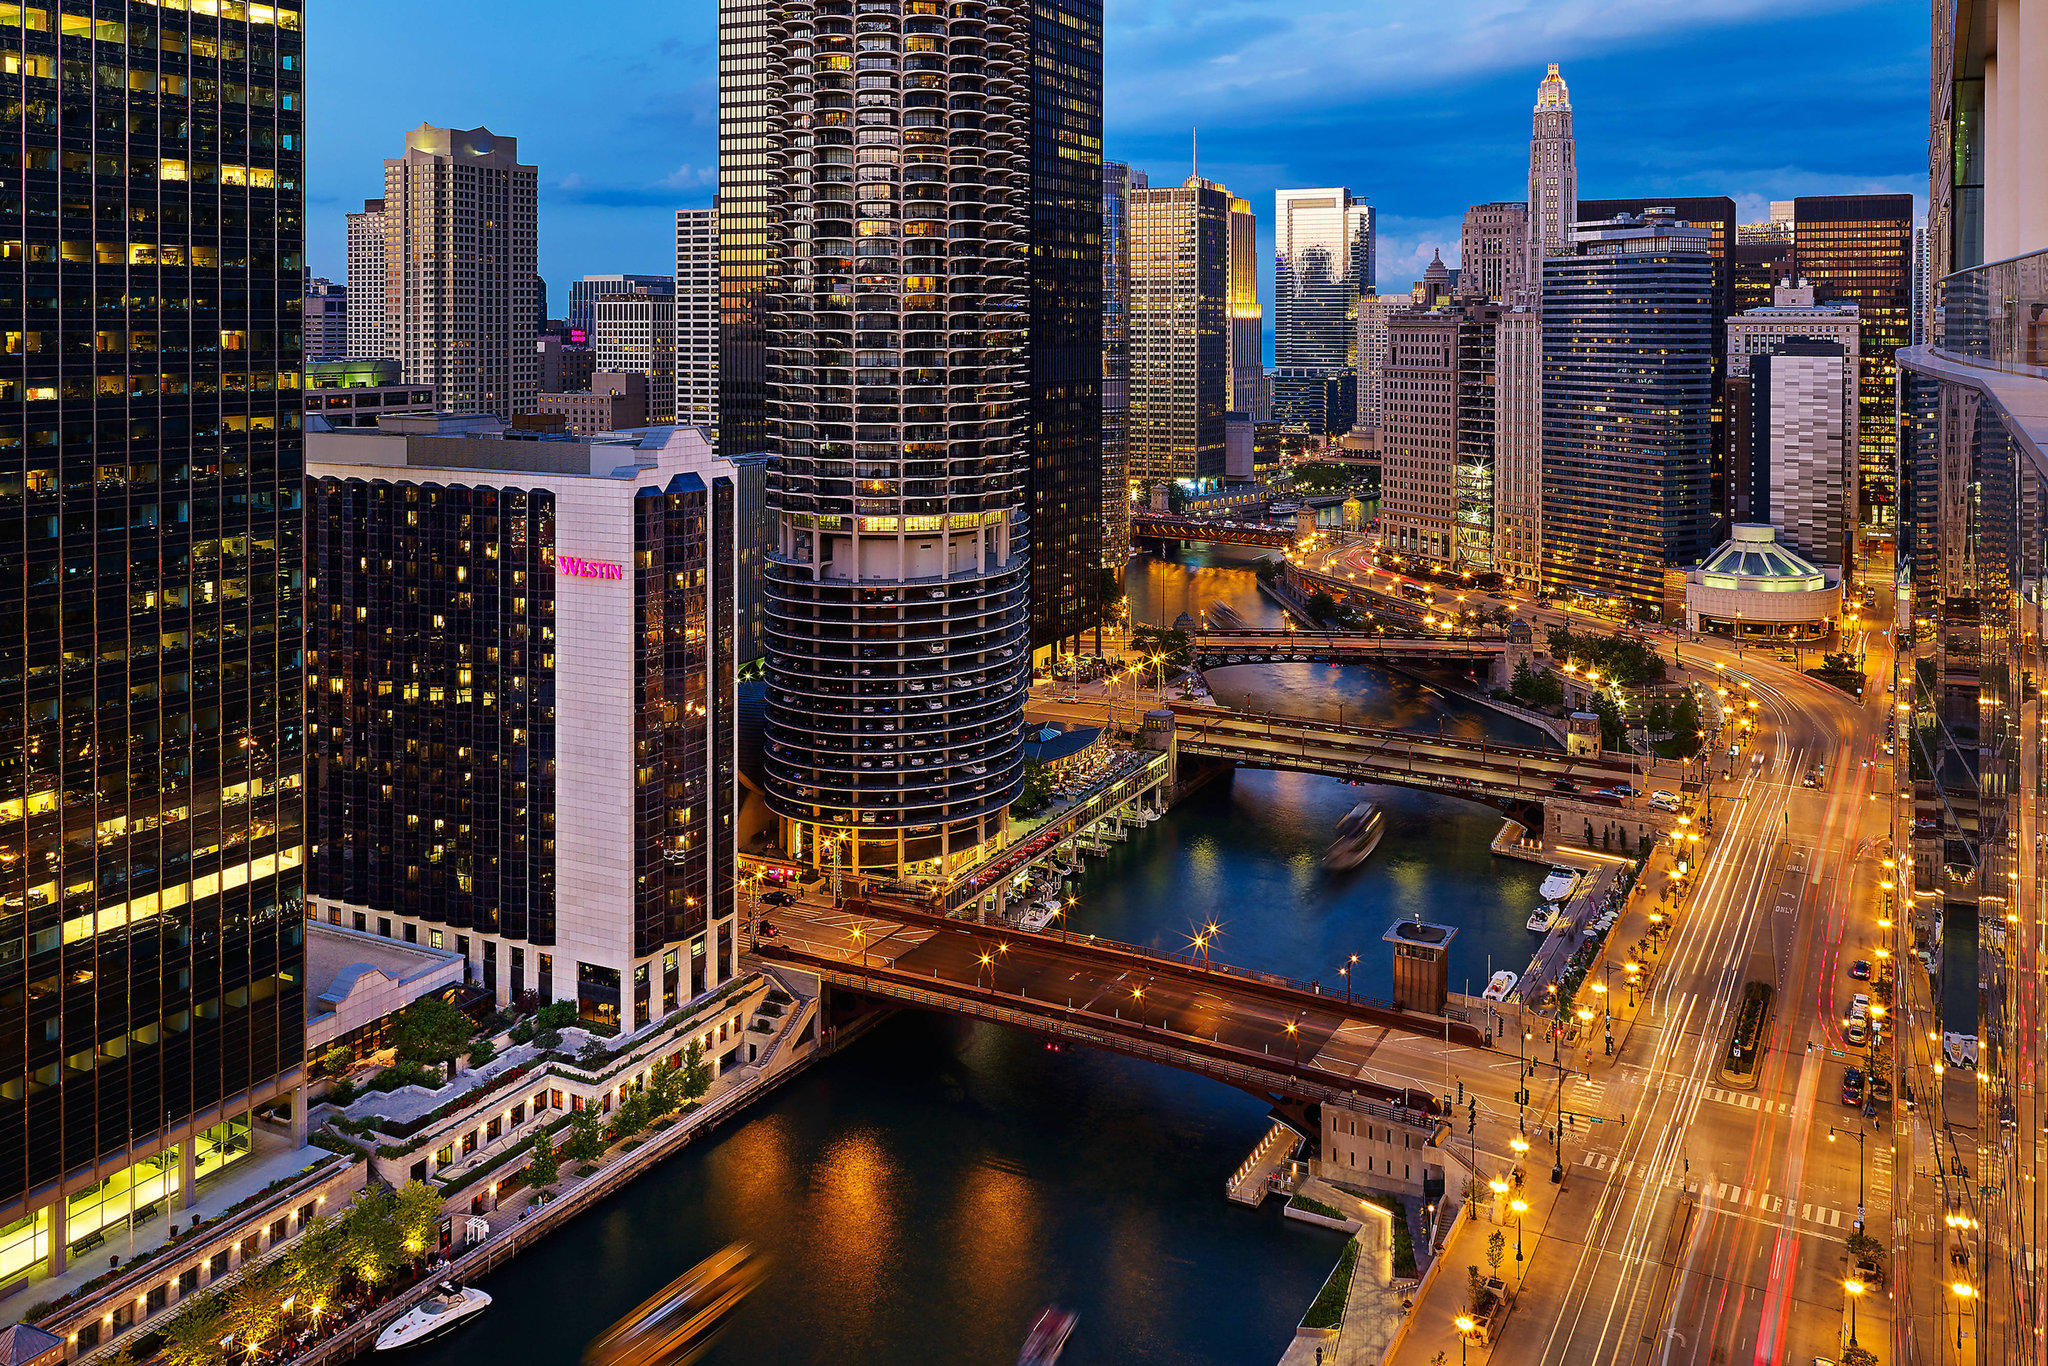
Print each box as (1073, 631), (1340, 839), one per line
(1938, 247), (2048, 378)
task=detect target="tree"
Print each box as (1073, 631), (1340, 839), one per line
(644, 1062), (686, 1119)
(679, 1040), (713, 1105)
(1013, 761), (1056, 815)
(535, 1000), (579, 1031)
(281, 1215), (349, 1314)
(161, 1293), (228, 1366)
(1486, 1229), (1506, 1281)
(468, 1036), (498, 1069)
(316, 1044), (355, 1078)
(526, 1130), (561, 1189)
(1467, 1264), (1488, 1317)
(609, 1089), (651, 1142)
(223, 1264), (288, 1353)
(392, 1180), (444, 1260)
(393, 997), (474, 1069)
(562, 1105), (609, 1164)
(1841, 1348), (1878, 1366)
(338, 1187), (406, 1286)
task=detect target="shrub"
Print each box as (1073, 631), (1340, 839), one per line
(468, 1037), (498, 1068)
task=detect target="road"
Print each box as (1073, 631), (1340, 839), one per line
(1473, 621), (1902, 1364)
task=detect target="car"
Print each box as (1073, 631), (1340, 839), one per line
(1776, 651), (1797, 663)
(1914, 816), (1940, 834)
(1803, 768), (1823, 788)
(1551, 779), (1579, 793)
(1849, 959), (1873, 981)
(1841, 1068), (1865, 1106)
(1850, 992), (1871, 1018)
(761, 890), (796, 907)
(1611, 784), (1639, 798)
(1846, 1018), (1868, 1045)
(757, 920), (779, 938)
(1649, 791), (1680, 812)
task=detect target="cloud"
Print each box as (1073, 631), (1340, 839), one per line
(1108, 0), (1881, 131)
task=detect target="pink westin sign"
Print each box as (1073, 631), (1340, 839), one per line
(558, 555), (624, 581)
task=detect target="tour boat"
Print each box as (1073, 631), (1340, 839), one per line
(1539, 867), (1580, 902)
(374, 1283), (492, 1352)
(1019, 1307), (1077, 1366)
(583, 1243), (766, 1366)
(1526, 905), (1561, 933)
(1481, 970), (1519, 1003)
(1013, 900), (1059, 933)
(1322, 801), (1386, 872)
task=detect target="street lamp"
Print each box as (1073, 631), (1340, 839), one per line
(849, 924), (869, 981)
(1130, 985), (1146, 1030)
(1952, 1280), (1975, 1349)
(1842, 1278), (1865, 1346)
(1511, 1197), (1529, 1290)
(977, 951), (995, 991)
(1455, 1315), (1476, 1365)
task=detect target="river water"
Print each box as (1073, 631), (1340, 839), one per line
(422, 549), (1556, 1366)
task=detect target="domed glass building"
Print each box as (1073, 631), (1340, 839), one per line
(1683, 524), (1841, 640)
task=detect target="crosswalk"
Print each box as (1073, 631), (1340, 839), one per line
(1702, 1085), (1793, 1116)
(1574, 1151), (1857, 1229)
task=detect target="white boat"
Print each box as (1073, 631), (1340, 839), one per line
(1323, 802), (1386, 871)
(1539, 867), (1580, 902)
(1481, 970), (1519, 1003)
(375, 1283), (492, 1351)
(1014, 900), (1058, 932)
(1526, 905), (1561, 933)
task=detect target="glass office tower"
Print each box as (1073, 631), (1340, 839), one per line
(0, 0), (307, 1280)
(717, 0), (772, 458)
(1792, 194), (1913, 543)
(1540, 211), (1716, 613)
(1024, 0), (1102, 655)
(1272, 189), (1372, 435)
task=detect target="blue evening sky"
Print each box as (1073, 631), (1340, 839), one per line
(310, 0), (1925, 356)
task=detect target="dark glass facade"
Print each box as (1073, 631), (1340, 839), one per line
(1578, 197), (1735, 527)
(1731, 239), (1792, 315)
(1540, 235), (1715, 612)
(0, 1), (307, 1211)
(1025, 0), (1102, 654)
(306, 482), (557, 945)
(716, 0), (770, 457)
(631, 471), (737, 1026)
(1792, 194), (1914, 533)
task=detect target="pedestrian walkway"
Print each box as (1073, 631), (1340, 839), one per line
(1701, 1084), (1793, 1115)
(1272, 1189), (1403, 1366)
(1571, 1153), (1858, 1229)
(1227, 1120), (1301, 1206)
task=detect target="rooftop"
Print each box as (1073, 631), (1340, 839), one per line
(1383, 919), (1457, 949)
(1692, 524), (1834, 593)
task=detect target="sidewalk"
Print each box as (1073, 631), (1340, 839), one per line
(1400, 1163), (1568, 1364)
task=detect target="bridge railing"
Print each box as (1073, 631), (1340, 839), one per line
(788, 956), (1440, 1124)
(1167, 703), (1620, 768)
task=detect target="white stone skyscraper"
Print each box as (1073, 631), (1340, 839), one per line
(1526, 64), (1576, 286)
(344, 198), (386, 360)
(675, 209), (719, 435)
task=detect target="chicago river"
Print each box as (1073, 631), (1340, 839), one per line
(410, 548), (1560, 1366)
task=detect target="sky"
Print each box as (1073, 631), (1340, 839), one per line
(310, 0), (1926, 355)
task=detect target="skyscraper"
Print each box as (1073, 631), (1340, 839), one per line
(1579, 196), (1738, 521)
(1724, 280), (1860, 548)
(304, 278), (349, 363)
(0, 1), (307, 1284)
(717, 0), (773, 460)
(594, 293), (677, 425)
(568, 274), (672, 343)
(384, 125), (539, 420)
(1379, 302), (1499, 571)
(1459, 202), (1529, 303)
(754, 0), (1037, 878)
(1731, 238), (1794, 313)
(306, 420), (741, 1026)
(1898, 10), (2048, 1353)
(1129, 177), (1233, 484)
(1790, 194), (1914, 541)
(1542, 211), (1716, 612)
(1228, 195), (1265, 417)
(1353, 294), (1405, 432)
(1024, 0), (1104, 656)
(1526, 64), (1577, 280)
(1494, 306), (1544, 590)
(675, 210), (720, 435)
(1273, 190), (1373, 435)
(345, 199), (387, 361)
(1102, 163), (1142, 574)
